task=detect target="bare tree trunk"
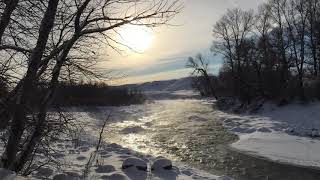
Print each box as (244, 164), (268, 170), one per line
(202, 70), (218, 100)
(13, 37), (76, 172)
(0, 0), (19, 43)
(0, 0), (20, 129)
(307, 0), (318, 76)
(1, 0), (59, 170)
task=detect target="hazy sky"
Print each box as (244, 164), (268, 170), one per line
(102, 0), (265, 85)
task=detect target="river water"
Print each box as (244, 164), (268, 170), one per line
(102, 98), (320, 180)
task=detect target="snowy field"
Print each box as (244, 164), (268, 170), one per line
(215, 102), (320, 169)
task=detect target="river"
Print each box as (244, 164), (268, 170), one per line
(100, 97), (320, 180)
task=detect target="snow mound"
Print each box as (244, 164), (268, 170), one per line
(121, 157), (147, 171)
(151, 158), (173, 171)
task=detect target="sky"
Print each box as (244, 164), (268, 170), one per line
(100, 0), (265, 85)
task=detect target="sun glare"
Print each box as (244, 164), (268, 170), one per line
(118, 25), (154, 52)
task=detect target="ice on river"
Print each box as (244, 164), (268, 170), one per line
(216, 102), (320, 168)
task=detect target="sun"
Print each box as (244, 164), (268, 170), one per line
(118, 25), (154, 52)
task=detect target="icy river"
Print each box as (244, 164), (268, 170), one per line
(85, 95), (320, 180)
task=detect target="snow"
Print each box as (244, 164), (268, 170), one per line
(3, 86), (320, 179)
(0, 139), (224, 180)
(216, 102), (320, 169)
(0, 99), (227, 180)
(231, 132), (320, 167)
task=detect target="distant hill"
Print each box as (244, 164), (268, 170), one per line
(121, 77), (194, 92)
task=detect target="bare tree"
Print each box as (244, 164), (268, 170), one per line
(210, 0), (320, 103)
(268, 0), (290, 88)
(305, 0), (320, 76)
(0, 0), (19, 43)
(280, 0), (309, 100)
(212, 8), (255, 98)
(186, 54), (218, 99)
(1, 0), (60, 170)
(0, 0), (181, 172)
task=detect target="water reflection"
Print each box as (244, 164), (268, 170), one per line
(103, 99), (320, 180)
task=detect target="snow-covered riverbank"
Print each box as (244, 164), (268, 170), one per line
(216, 102), (320, 169)
(2, 89), (320, 179)
(1, 142), (226, 180)
(0, 99), (230, 180)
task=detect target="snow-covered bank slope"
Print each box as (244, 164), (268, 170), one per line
(215, 102), (320, 168)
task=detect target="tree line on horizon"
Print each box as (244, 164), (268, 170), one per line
(189, 0), (320, 105)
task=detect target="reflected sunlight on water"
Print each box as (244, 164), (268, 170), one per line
(103, 99), (320, 180)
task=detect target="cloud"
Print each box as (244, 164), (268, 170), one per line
(115, 68), (192, 85)
(113, 62), (222, 85)
(103, 0), (264, 84)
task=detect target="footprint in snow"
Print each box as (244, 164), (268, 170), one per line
(181, 170), (193, 176)
(95, 165), (116, 173)
(120, 126), (144, 134)
(99, 151), (110, 156)
(101, 154), (112, 158)
(223, 119), (232, 123)
(231, 127), (255, 133)
(76, 156), (86, 161)
(118, 155), (131, 159)
(100, 173), (129, 180)
(78, 146), (90, 152)
(257, 127), (272, 133)
(144, 122), (153, 127)
(35, 167), (54, 177)
(64, 171), (81, 179)
(56, 144), (64, 149)
(52, 152), (65, 159)
(69, 149), (80, 154)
